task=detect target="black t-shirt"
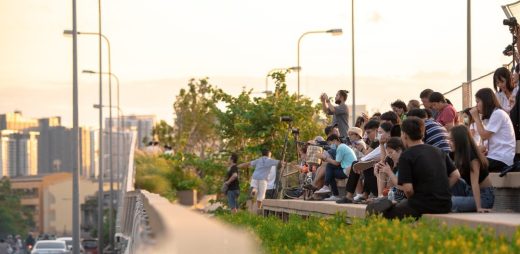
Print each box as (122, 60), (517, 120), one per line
(226, 165), (240, 190)
(369, 140), (380, 150)
(398, 144), (454, 214)
(460, 152), (489, 187)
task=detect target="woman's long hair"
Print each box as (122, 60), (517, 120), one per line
(493, 67), (513, 93)
(450, 125), (488, 175)
(475, 88), (501, 120)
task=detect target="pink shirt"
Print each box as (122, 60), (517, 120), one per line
(435, 104), (458, 127)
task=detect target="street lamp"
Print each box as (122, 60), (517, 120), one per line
(64, 29), (108, 252)
(297, 28), (343, 97)
(265, 66), (300, 93)
(68, 0), (80, 253)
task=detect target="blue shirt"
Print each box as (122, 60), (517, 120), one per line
(424, 119), (451, 153)
(251, 156), (280, 180)
(335, 143), (357, 175)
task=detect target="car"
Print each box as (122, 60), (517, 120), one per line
(31, 240), (69, 254)
(56, 237), (84, 253)
(81, 239), (98, 254)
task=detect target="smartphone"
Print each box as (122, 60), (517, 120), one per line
(385, 156), (394, 169)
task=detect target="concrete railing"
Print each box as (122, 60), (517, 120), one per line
(114, 132), (259, 254)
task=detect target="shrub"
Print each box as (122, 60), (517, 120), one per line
(216, 211), (520, 254)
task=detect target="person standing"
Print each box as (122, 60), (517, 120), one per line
(321, 90), (350, 138)
(224, 153), (240, 213)
(238, 149), (280, 209)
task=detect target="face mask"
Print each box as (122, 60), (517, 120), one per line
(376, 133), (382, 141)
(463, 116), (470, 125)
(330, 143), (337, 150)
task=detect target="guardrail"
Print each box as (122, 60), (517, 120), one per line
(114, 132), (259, 254)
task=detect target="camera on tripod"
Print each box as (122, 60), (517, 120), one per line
(291, 128), (299, 135)
(504, 17), (518, 27)
(504, 44), (514, 56)
(502, 17), (518, 27)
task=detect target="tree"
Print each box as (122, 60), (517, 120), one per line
(0, 177), (34, 237)
(212, 70), (325, 162)
(170, 78), (221, 158)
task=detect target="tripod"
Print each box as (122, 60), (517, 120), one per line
(275, 122), (300, 199)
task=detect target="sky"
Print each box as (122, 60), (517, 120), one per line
(0, 0), (517, 127)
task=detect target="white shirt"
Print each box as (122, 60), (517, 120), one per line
(361, 146), (381, 162)
(484, 108), (516, 166)
(496, 86), (518, 113)
(469, 122), (481, 146)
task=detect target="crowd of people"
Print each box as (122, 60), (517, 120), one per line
(223, 65), (520, 219)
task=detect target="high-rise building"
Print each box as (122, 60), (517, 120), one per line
(107, 115), (156, 149)
(0, 130), (39, 177)
(0, 111), (39, 131)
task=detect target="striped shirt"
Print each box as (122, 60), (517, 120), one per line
(424, 119), (451, 153)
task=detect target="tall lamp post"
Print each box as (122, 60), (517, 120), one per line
(265, 66), (300, 93)
(297, 28), (342, 97)
(63, 29), (112, 252)
(69, 0), (80, 253)
(84, 70), (123, 191)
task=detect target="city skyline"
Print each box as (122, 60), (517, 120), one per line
(0, 0), (516, 127)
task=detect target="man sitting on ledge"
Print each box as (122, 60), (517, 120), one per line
(381, 117), (460, 219)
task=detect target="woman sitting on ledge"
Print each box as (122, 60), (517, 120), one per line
(449, 125), (494, 213)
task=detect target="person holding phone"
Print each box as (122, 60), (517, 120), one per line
(374, 137), (407, 203)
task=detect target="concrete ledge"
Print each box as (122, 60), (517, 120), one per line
(262, 199), (520, 239)
(424, 213), (520, 238)
(489, 172), (520, 188)
(263, 199), (366, 218)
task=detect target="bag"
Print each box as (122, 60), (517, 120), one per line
(221, 183), (229, 194)
(366, 197), (393, 215)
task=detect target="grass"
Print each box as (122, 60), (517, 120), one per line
(216, 211), (520, 254)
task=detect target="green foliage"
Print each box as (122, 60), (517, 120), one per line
(212, 70), (325, 162)
(134, 153), (227, 199)
(217, 211), (520, 254)
(0, 177), (34, 238)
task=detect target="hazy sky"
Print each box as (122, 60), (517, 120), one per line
(0, 0), (516, 127)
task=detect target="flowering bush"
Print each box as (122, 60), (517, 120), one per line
(217, 211), (520, 254)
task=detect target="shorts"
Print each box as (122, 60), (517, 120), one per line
(250, 179), (268, 201)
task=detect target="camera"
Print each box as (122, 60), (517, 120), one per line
(504, 17), (518, 27)
(280, 116), (293, 122)
(291, 128), (300, 135)
(503, 44), (514, 56)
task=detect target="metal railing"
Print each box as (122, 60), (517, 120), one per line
(114, 132), (259, 254)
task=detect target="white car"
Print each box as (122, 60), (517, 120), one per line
(56, 237), (84, 253)
(31, 240), (69, 254)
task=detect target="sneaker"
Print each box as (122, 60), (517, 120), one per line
(336, 197), (354, 204)
(324, 195), (341, 201)
(353, 160), (377, 172)
(315, 185), (331, 194)
(353, 193), (364, 201)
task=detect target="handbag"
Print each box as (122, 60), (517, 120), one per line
(221, 182), (229, 194)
